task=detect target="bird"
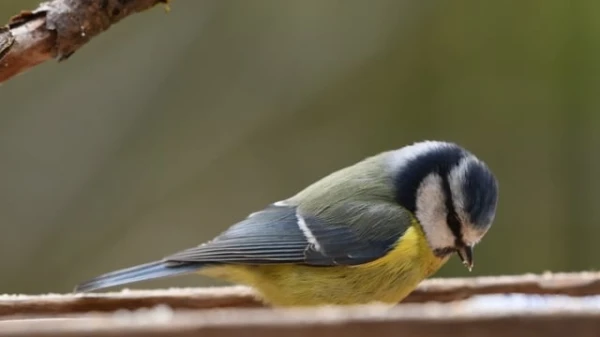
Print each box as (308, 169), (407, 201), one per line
(74, 140), (499, 307)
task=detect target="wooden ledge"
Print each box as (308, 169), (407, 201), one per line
(1, 271), (600, 318)
(1, 295), (600, 337)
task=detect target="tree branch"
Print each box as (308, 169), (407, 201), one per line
(1, 271), (599, 318)
(0, 0), (169, 83)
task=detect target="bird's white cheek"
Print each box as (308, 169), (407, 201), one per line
(415, 174), (456, 250)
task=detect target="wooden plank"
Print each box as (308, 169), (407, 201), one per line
(2, 271), (599, 317)
(0, 298), (600, 337)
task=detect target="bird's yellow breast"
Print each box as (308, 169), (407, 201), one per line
(200, 221), (448, 307)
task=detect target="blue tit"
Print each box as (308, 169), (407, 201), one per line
(75, 140), (499, 307)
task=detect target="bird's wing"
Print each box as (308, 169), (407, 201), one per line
(164, 201), (412, 266)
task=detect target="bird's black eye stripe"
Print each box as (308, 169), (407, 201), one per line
(440, 175), (465, 247)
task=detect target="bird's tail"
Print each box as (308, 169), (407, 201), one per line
(74, 260), (202, 292)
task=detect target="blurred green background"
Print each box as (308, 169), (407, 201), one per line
(1, 0), (599, 294)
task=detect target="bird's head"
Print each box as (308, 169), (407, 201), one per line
(388, 140), (499, 270)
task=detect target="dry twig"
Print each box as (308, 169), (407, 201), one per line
(1, 271), (599, 318)
(0, 0), (169, 83)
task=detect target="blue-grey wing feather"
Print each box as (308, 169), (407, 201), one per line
(165, 202), (409, 266)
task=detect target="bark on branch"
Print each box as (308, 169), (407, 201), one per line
(0, 0), (169, 83)
(1, 271), (599, 318)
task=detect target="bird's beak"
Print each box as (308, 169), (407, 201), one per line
(456, 245), (474, 271)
